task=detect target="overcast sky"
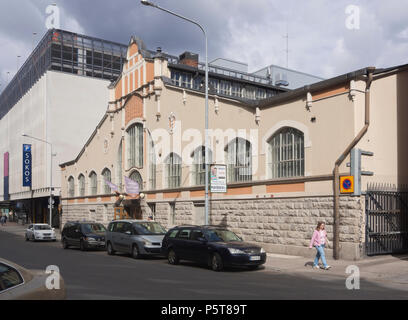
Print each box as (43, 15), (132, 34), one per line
(1, 0), (408, 91)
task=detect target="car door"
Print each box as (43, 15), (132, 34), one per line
(189, 229), (209, 263)
(120, 222), (133, 254)
(111, 222), (123, 252)
(173, 228), (192, 260)
(72, 223), (82, 247)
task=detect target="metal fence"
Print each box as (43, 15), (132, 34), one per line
(365, 184), (408, 255)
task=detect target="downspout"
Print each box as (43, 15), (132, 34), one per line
(333, 67), (375, 260)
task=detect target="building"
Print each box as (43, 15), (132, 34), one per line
(59, 37), (408, 260)
(252, 64), (325, 89)
(0, 29), (128, 226)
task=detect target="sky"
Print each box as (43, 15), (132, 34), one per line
(0, 0), (408, 92)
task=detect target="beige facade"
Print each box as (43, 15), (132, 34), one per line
(60, 37), (408, 260)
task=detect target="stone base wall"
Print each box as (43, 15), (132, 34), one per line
(61, 195), (365, 260)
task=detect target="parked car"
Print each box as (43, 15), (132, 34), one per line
(25, 224), (56, 242)
(0, 258), (66, 300)
(106, 220), (167, 259)
(61, 221), (106, 251)
(161, 226), (267, 271)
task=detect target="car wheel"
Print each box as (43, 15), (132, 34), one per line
(80, 240), (87, 251)
(25, 235), (29, 241)
(211, 253), (223, 271)
(31, 235), (36, 242)
(62, 238), (69, 249)
(132, 244), (141, 259)
(168, 249), (179, 265)
(107, 242), (115, 255)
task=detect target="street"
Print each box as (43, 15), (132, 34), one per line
(1, 230), (407, 300)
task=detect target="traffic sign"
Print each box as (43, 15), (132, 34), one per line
(340, 176), (354, 193)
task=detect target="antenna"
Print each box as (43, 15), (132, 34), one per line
(283, 22), (290, 68)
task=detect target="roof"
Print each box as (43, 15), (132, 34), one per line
(254, 63), (408, 109)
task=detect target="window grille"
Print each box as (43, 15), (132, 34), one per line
(269, 127), (304, 179)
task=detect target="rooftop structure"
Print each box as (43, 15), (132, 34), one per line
(0, 29), (128, 120)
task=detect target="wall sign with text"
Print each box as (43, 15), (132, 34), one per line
(23, 144), (32, 188)
(210, 165), (227, 193)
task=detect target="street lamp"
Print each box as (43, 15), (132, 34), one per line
(141, 0), (210, 225)
(22, 134), (55, 227)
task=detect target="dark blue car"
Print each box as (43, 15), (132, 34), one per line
(161, 225), (267, 271)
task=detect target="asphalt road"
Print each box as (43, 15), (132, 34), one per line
(0, 230), (407, 300)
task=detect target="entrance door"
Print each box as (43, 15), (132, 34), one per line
(125, 202), (142, 220)
(193, 204), (205, 226)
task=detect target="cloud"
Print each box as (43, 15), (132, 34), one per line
(1, 0), (408, 91)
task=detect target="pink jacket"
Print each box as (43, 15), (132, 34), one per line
(309, 229), (327, 248)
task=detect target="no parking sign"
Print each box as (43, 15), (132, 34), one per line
(340, 176), (354, 194)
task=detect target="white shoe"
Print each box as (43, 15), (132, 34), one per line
(313, 265), (320, 269)
(324, 266), (331, 270)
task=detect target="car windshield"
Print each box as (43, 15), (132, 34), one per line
(34, 225), (51, 230)
(133, 222), (166, 235)
(205, 229), (242, 242)
(82, 224), (106, 233)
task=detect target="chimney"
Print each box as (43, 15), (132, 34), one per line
(179, 51), (199, 68)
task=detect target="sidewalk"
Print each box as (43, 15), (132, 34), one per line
(0, 222), (62, 240)
(264, 252), (408, 289)
(1, 222), (407, 289)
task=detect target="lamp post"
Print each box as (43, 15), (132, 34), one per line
(141, 0), (210, 225)
(22, 134), (54, 227)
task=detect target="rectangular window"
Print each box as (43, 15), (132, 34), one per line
(219, 80), (231, 95)
(148, 203), (156, 219)
(148, 135), (156, 190)
(166, 154), (181, 188)
(231, 83), (242, 97)
(209, 79), (219, 94)
(171, 71), (180, 86)
(181, 73), (192, 88)
(0, 263), (24, 292)
(127, 124), (143, 168)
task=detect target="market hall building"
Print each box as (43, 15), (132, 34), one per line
(59, 36), (408, 260)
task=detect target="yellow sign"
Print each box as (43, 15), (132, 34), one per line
(340, 176), (354, 193)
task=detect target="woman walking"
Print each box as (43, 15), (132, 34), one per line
(309, 221), (331, 270)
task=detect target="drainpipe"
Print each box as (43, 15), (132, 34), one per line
(333, 67), (375, 260)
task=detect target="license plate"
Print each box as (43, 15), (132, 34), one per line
(250, 256), (261, 261)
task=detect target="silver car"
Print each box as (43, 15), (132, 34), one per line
(0, 259), (66, 300)
(106, 220), (166, 259)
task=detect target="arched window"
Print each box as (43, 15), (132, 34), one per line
(127, 123), (144, 168)
(68, 177), (75, 198)
(89, 171), (98, 196)
(102, 168), (112, 194)
(165, 153), (182, 188)
(225, 138), (252, 183)
(116, 140), (123, 191)
(78, 174), (85, 197)
(192, 146), (212, 186)
(148, 132), (156, 189)
(268, 127), (304, 179)
(129, 170), (143, 191)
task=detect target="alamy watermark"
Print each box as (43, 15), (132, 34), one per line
(45, 4), (60, 29)
(345, 265), (360, 290)
(45, 265), (61, 290)
(345, 5), (360, 30)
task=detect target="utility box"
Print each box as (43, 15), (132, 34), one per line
(350, 148), (374, 196)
